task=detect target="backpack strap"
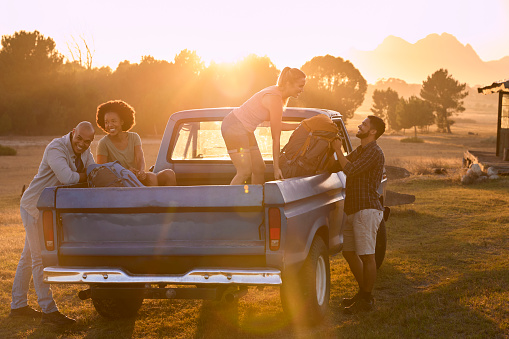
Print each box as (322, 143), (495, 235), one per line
(298, 132), (313, 158)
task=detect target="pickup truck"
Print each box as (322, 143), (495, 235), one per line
(38, 107), (388, 325)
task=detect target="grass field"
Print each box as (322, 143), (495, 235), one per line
(0, 114), (508, 338)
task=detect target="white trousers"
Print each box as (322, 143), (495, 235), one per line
(11, 207), (58, 313)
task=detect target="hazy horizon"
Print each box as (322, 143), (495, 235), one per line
(2, 0), (508, 72)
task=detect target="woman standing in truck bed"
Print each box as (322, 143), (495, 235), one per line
(221, 67), (306, 185)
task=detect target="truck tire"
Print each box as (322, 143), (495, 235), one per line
(280, 235), (330, 326)
(375, 219), (387, 269)
(92, 292), (144, 319)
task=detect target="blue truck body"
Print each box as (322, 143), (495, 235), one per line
(37, 107), (387, 323)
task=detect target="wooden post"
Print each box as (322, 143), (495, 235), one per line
(497, 92), (502, 157)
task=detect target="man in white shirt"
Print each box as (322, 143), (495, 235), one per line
(10, 121), (95, 326)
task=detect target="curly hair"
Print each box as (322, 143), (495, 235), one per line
(96, 100), (136, 133)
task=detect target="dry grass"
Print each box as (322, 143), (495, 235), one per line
(0, 115), (507, 338)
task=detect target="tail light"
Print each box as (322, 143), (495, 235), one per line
(42, 211), (55, 251)
(268, 208), (281, 251)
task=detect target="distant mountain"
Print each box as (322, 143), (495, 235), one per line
(347, 33), (509, 86)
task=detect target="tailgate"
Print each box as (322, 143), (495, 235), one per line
(53, 185), (265, 273)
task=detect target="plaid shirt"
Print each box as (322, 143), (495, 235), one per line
(343, 141), (384, 215)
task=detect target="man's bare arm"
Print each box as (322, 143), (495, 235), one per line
(332, 139), (350, 169)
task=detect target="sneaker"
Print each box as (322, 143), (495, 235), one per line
(343, 297), (374, 315)
(9, 306), (43, 318)
(41, 311), (76, 326)
(341, 292), (360, 307)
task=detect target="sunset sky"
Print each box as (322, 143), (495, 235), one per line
(2, 0), (509, 71)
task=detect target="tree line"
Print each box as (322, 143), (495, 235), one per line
(0, 31), (367, 136)
(370, 69), (469, 136)
(0, 30), (467, 136)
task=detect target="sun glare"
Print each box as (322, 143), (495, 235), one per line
(203, 55), (242, 67)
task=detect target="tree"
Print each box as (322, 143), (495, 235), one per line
(173, 49), (204, 75)
(420, 69), (468, 133)
(169, 50), (205, 111)
(197, 54), (278, 108)
(396, 96), (434, 138)
(0, 30), (64, 134)
(66, 34), (95, 70)
(299, 55), (367, 122)
(0, 30), (63, 87)
(370, 88), (399, 130)
(0, 113), (12, 134)
(108, 56), (175, 134)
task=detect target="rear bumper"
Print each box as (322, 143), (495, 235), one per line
(43, 267), (282, 285)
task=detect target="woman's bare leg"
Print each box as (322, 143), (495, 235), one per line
(156, 169), (177, 186)
(142, 172), (159, 186)
(229, 151), (253, 185)
(249, 149), (266, 184)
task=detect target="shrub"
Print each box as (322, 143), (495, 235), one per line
(404, 158), (458, 175)
(0, 144), (17, 156)
(400, 137), (424, 143)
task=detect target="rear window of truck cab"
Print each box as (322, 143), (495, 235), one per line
(169, 118), (350, 162)
(170, 120), (299, 161)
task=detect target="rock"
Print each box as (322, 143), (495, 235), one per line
(461, 175), (474, 185)
(466, 168), (478, 178)
(487, 167), (498, 176)
(385, 190), (416, 206)
(489, 175), (500, 180)
(385, 166), (411, 180)
(470, 164), (483, 176)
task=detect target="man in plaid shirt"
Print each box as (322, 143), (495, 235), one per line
(332, 115), (385, 314)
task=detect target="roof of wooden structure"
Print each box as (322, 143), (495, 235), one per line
(478, 80), (509, 94)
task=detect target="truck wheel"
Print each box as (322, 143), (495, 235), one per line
(280, 235), (330, 326)
(92, 294), (144, 319)
(375, 219), (387, 269)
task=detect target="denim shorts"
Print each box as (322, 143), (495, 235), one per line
(343, 209), (383, 255)
(221, 112), (259, 154)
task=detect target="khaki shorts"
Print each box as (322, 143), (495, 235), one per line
(343, 209), (383, 255)
(221, 112), (259, 154)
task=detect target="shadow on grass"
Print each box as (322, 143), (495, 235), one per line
(193, 288), (343, 338)
(80, 315), (136, 339)
(195, 299), (241, 337)
(1, 312), (136, 339)
(328, 261), (508, 338)
(194, 297), (293, 338)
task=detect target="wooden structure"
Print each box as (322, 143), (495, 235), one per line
(477, 80), (509, 156)
(463, 150), (509, 175)
(463, 80), (509, 174)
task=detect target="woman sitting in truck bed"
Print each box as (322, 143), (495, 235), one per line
(95, 100), (176, 186)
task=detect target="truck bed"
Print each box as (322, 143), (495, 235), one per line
(51, 185), (266, 274)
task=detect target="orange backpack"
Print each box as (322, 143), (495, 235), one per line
(279, 114), (339, 178)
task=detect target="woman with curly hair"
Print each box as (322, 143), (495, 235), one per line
(95, 100), (176, 186)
